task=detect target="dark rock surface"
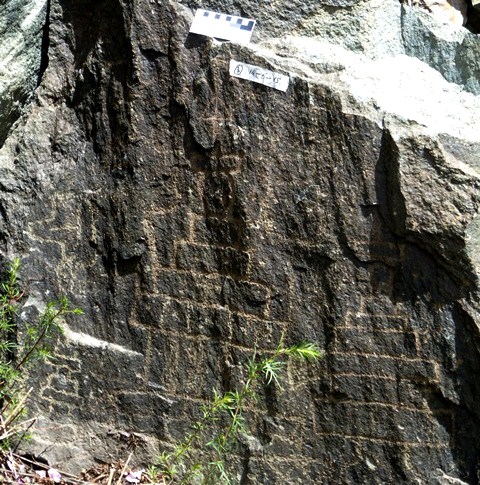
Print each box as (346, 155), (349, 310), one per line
(1, 0), (480, 483)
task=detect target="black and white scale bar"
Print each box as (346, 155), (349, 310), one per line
(189, 9), (256, 43)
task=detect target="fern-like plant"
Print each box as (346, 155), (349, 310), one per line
(154, 336), (322, 484)
(0, 257), (83, 447)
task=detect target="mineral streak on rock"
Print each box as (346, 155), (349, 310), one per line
(1, 0), (480, 483)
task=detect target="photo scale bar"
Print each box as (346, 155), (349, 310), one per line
(190, 9), (256, 43)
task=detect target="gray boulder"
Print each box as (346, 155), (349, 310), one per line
(0, 0), (47, 146)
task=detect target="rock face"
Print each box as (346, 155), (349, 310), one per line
(1, 0), (480, 482)
(0, 0), (47, 146)
(409, 0), (467, 27)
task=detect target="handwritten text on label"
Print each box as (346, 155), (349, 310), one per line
(229, 60), (290, 92)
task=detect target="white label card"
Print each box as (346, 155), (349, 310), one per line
(189, 9), (256, 43)
(229, 60), (290, 92)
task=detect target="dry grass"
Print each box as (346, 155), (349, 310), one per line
(0, 451), (157, 484)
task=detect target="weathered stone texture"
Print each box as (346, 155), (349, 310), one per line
(0, 0), (47, 146)
(1, 0), (480, 483)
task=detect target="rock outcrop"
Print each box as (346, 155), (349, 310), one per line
(0, 0), (47, 146)
(1, 0), (480, 483)
(409, 0), (467, 27)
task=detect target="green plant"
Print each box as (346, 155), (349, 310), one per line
(0, 257), (22, 386)
(146, 464), (162, 483)
(0, 257), (83, 446)
(154, 337), (322, 484)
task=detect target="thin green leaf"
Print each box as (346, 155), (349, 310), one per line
(284, 341), (322, 361)
(262, 358), (285, 386)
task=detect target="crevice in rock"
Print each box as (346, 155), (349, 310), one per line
(465, 0), (480, 32)
(62, 0), (134, 164)
(422, 302), (480, 483)
(239, 448), (250, 485)
(37, 0), (51, 86)
(377, 129), (476, 299)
